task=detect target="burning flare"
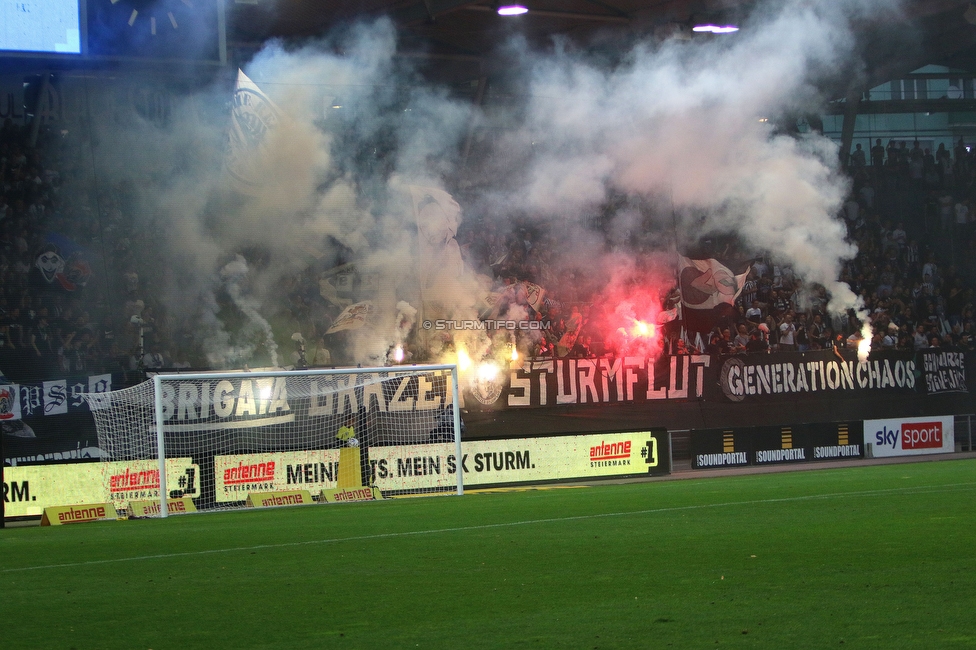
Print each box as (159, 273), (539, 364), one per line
(631, 319), (655, 339)
(858, 323), (872, 362)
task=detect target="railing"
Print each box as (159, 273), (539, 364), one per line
(954, 414), (974, 452)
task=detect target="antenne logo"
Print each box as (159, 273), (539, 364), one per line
(590, 441), (631, 462)
(223, 460), (276, 484)
(110, 467), (160, 493)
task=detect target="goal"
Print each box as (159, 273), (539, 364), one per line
(83, 365), (463, 517)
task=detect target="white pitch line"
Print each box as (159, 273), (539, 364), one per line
(4, 481), (975, 574)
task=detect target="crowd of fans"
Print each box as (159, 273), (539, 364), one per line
(0, 118), (156, 381)
(3, 112), (976, 384)
(458, 136), (976, 358)
(710, 136), (976, 356)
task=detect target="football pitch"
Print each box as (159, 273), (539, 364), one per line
(2, 459), (975, 649)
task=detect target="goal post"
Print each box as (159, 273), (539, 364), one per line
(84, 364), (463, 518)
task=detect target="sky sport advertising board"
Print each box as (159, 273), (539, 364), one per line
(2, 458), (199, 517)
(864, 416), (955, 457)
(211, 430), (668, 498)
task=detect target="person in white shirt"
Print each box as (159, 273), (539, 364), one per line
(778, 313), (797, 351)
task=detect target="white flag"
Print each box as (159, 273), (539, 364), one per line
(678, 255), (750, 311)
(410, 186), (464, 304)
(327, 301), (374, 334)
(225, 69), (282, 194)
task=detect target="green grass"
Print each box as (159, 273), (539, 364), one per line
(3, 459), (976, 649)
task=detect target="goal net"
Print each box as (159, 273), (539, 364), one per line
(83, 364), (463, 517)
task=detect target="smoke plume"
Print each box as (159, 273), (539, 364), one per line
(81, 0), (907, 368)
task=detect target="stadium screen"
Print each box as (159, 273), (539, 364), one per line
(0, 0), (82, 55)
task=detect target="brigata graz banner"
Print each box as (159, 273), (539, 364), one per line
(462, 350), (942, 410)
(132, 371), (458, 451)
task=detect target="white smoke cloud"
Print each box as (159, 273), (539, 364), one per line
(80, 0), (909, 368)
(493, 0), (901, 320)
(220, 255), (279, 367)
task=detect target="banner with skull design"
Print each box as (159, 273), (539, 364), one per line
(30, 236), (93, 293)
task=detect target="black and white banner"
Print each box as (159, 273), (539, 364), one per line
(718, 353), (917, 402)
(0, 374), (113, 422)
(465, 350), (925, 409)
(919, 350), (967, 394)
(690, 422), (864, 469)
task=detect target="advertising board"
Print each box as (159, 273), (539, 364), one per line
(864, 416), (955, 457)
(2, 458), (199, 517)
(691, 422), (863, 469)
(211, 429), (670, 499)
(370, 430), (666, 491)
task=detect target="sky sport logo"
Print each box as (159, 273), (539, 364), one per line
(902, 422), (942, 450)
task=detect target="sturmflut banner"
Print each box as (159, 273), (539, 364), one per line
(463, 350), (922, 410)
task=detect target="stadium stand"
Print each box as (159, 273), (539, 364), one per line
(3, 116), (976, 385)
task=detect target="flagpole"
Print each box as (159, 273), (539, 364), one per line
(669, 182), (687, 348)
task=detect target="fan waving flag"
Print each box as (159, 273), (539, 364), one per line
(678, 255), (751, 332)
(410, 186), (465, 306)
(225, 69), (283, 195)
(678, 256), (749, 310)
(519, 281), (547, 313)
(326, 301), (373, 334)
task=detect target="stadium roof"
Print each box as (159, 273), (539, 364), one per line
(225, 0), (976, 91)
